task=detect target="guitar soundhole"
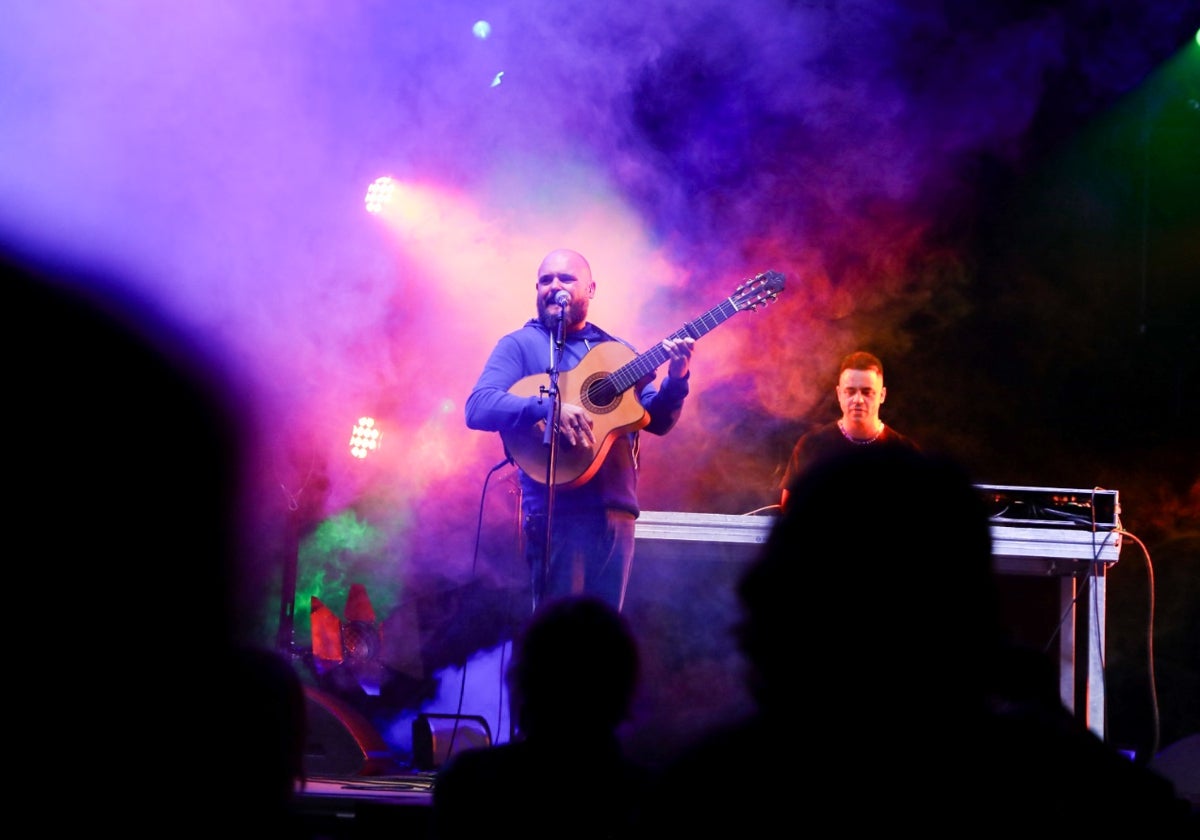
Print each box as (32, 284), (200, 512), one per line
(582, 374), (619, 414)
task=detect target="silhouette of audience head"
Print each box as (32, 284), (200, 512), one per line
(8, 243), (251, 652)
(740, 445), (1003, 720)
(722, 445), (1198, 832)
(508, 594), (640, 740)
(6, 241), (288, 830)
(433, 593), (647, 840)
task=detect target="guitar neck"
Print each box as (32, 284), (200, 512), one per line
(606, 296), (743, 393)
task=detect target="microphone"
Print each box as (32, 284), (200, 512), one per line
(553, 290), (571, 308)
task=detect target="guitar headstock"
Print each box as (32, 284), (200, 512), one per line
(731, 270), (786, 311)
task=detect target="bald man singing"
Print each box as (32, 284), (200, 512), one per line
(466, 248), (694, 612)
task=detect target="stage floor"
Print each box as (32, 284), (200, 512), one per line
(296, 774), (434, 837)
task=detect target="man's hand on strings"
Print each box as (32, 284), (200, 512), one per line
(663, 337), (695, 379)
(558, 403), (595, 448)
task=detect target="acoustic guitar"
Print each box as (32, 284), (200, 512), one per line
(503, 270), (785, 487)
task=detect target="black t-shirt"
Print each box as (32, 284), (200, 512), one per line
(779, 420), (919, 494)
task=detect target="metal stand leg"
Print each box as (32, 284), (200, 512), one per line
(1057, 569), (1107, 740)
(1084, 565), (1107, 739)
(1058, 575), (1076, 716)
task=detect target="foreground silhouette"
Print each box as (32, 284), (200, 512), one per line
(430, 594), (649, 839)
(636, 446), (1197, 834)
(7, 241), (311, 835)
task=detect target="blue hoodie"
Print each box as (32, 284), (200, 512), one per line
(465, 319), (689, 517)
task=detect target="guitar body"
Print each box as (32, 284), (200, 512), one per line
(502, 342), (651, 489)
(499, 269), (784, 488)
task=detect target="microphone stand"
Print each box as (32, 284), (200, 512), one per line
(536, 307), (568, 612)
(276, 503), (300, 657)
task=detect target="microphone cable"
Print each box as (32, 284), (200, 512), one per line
(443, 452), (515, 763)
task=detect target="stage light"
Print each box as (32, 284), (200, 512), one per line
(311, 596), (344, 664)
(342, 582), (379, 662)
(364, 176), (396, 214)
(349, 416), (381, 459)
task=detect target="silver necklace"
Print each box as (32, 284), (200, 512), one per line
(838, 420), (883, 445)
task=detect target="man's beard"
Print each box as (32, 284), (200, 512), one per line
(538, 299), (584, 329)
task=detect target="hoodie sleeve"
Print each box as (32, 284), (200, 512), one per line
(464, 330), (551, 432)
(639, 370), (689, 436)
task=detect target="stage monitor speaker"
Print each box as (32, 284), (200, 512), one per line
(303, 685), (397, 776)
(412, 713), (492, 770)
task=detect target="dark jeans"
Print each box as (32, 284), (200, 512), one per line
(523, 508), (636, 612)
